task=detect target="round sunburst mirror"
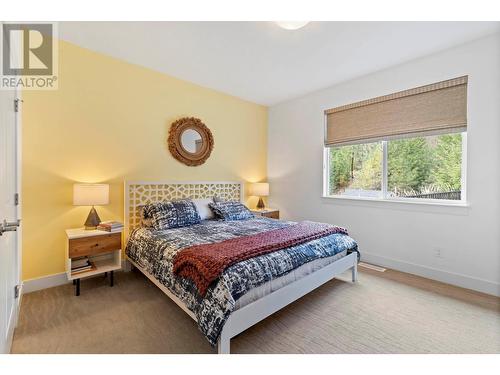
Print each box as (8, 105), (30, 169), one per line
(168, 117), (214, 166)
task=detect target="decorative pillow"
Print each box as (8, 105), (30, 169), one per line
(208, 201), (254, 221)
(212, 195), (225, 203)
(138, 205), (153, 227)
(144, 199), (201, 230)
(192, 198), (215, 220)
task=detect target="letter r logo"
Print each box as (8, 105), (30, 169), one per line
(2, 23), (53, 76)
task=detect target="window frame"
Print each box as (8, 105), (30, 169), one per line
(323, 132), (468, 206)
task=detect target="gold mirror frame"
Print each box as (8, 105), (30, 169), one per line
(168, 117), (214, 166)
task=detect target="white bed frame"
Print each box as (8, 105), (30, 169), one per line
(124, 180), (358, 354)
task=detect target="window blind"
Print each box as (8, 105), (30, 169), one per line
(324, 76), (468, 147)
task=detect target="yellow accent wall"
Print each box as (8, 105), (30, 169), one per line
(22, 40), (267, 281)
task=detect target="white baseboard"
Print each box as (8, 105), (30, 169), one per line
(362, 252), (500, 297)
(23, 263), (129, 295)
(122, 259), (131, 271)
(22, 272), (69, 294)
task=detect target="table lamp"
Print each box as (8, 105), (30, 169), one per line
(73, 183), (109, 230)
(250, 182), (269, 210)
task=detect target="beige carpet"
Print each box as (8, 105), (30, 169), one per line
(11, 268), (500, 354)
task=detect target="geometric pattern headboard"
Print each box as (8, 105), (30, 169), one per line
(124, 181), (243, 237)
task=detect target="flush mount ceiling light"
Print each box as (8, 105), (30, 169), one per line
(275, 21), (310, 30)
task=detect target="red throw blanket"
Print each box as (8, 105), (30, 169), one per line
(173, 221), (348, 297)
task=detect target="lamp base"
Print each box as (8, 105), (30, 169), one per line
(84, 206), (101, 230)
(256, 197), (265, 210)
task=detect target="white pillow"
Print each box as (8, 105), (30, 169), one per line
(192, 198), (215, 220)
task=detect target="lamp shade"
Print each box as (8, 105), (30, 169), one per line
(249, 182), (269, 197)
(73, 184), (109, 206)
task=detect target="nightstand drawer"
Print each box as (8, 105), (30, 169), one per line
(262, 211), (279, 219)
(251, 209), (280, 219)
(69, 232), (121, 258)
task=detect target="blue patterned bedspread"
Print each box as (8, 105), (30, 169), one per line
(125, 216), (358, 346)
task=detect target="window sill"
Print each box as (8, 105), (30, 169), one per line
(321, 195), (470, 214)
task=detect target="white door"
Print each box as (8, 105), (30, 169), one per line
(0, 83), (21, 353)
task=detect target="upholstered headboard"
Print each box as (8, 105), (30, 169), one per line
(124, 180), (244, 238)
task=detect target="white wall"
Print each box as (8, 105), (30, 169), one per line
(268, 33), (500, 296)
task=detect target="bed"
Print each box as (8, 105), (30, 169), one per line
(124, 181), (359, 354)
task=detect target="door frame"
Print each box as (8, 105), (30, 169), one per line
(2, 19), (23, 352)
(11, 88), (22, 343)
(3, 89), (22, 355)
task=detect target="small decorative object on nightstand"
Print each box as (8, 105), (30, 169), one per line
(251, 208), (279, 219)
(65, 227), (122, 296)
(249, 182), (269, 209)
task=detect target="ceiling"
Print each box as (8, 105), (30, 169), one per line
(59, 22), (500, 106)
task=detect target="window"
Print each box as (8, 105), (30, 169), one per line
(324, 76), (467, 204)
(328, 141), (382, 198)
(325, 132), (465, 202)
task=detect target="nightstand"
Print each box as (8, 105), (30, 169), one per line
(251, 208), (279, 219)
(65, 228), (122, 296)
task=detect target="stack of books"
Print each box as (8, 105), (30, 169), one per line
(71, 257), (93, 274)
(97, 221), (123, 232)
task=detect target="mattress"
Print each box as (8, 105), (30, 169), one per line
(125, 216), (358, 345)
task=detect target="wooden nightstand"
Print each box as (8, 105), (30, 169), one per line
(65, 228), (122, 296)
(251, 208), (279, 219)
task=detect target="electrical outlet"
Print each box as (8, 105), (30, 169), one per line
(433, 248), (444, 259)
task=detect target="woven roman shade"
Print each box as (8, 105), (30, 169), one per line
(325, 76), (468, 146)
